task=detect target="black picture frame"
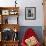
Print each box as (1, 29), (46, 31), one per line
(25, 7), (36, 20)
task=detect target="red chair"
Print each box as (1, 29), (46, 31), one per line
(21, 28), (41, 46)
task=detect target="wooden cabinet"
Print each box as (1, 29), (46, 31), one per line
(0, 7), (19, 46)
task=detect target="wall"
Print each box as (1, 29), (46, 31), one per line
(0, 0), (44, 26)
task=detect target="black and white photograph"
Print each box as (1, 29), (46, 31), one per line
(25, 7), (36, 20)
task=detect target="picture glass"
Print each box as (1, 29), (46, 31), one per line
(25, 7), (36, 20)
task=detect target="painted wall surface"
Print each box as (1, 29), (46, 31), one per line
(0, 0), (44, 26)
(18, 0), (44, 26)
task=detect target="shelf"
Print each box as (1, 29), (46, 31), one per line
(1, 14), (19, 16)
(0, 24), (20, 32)
(0, 7), (19, 15)
(0, 7), (19, 9)
(1, 40), (19, 46)
(2, 40), (19, 43)
(1, 15), (18, 24)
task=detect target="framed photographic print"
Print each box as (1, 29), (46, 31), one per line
(25, 7), (36, 20)
(2, 10), (9, 15)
